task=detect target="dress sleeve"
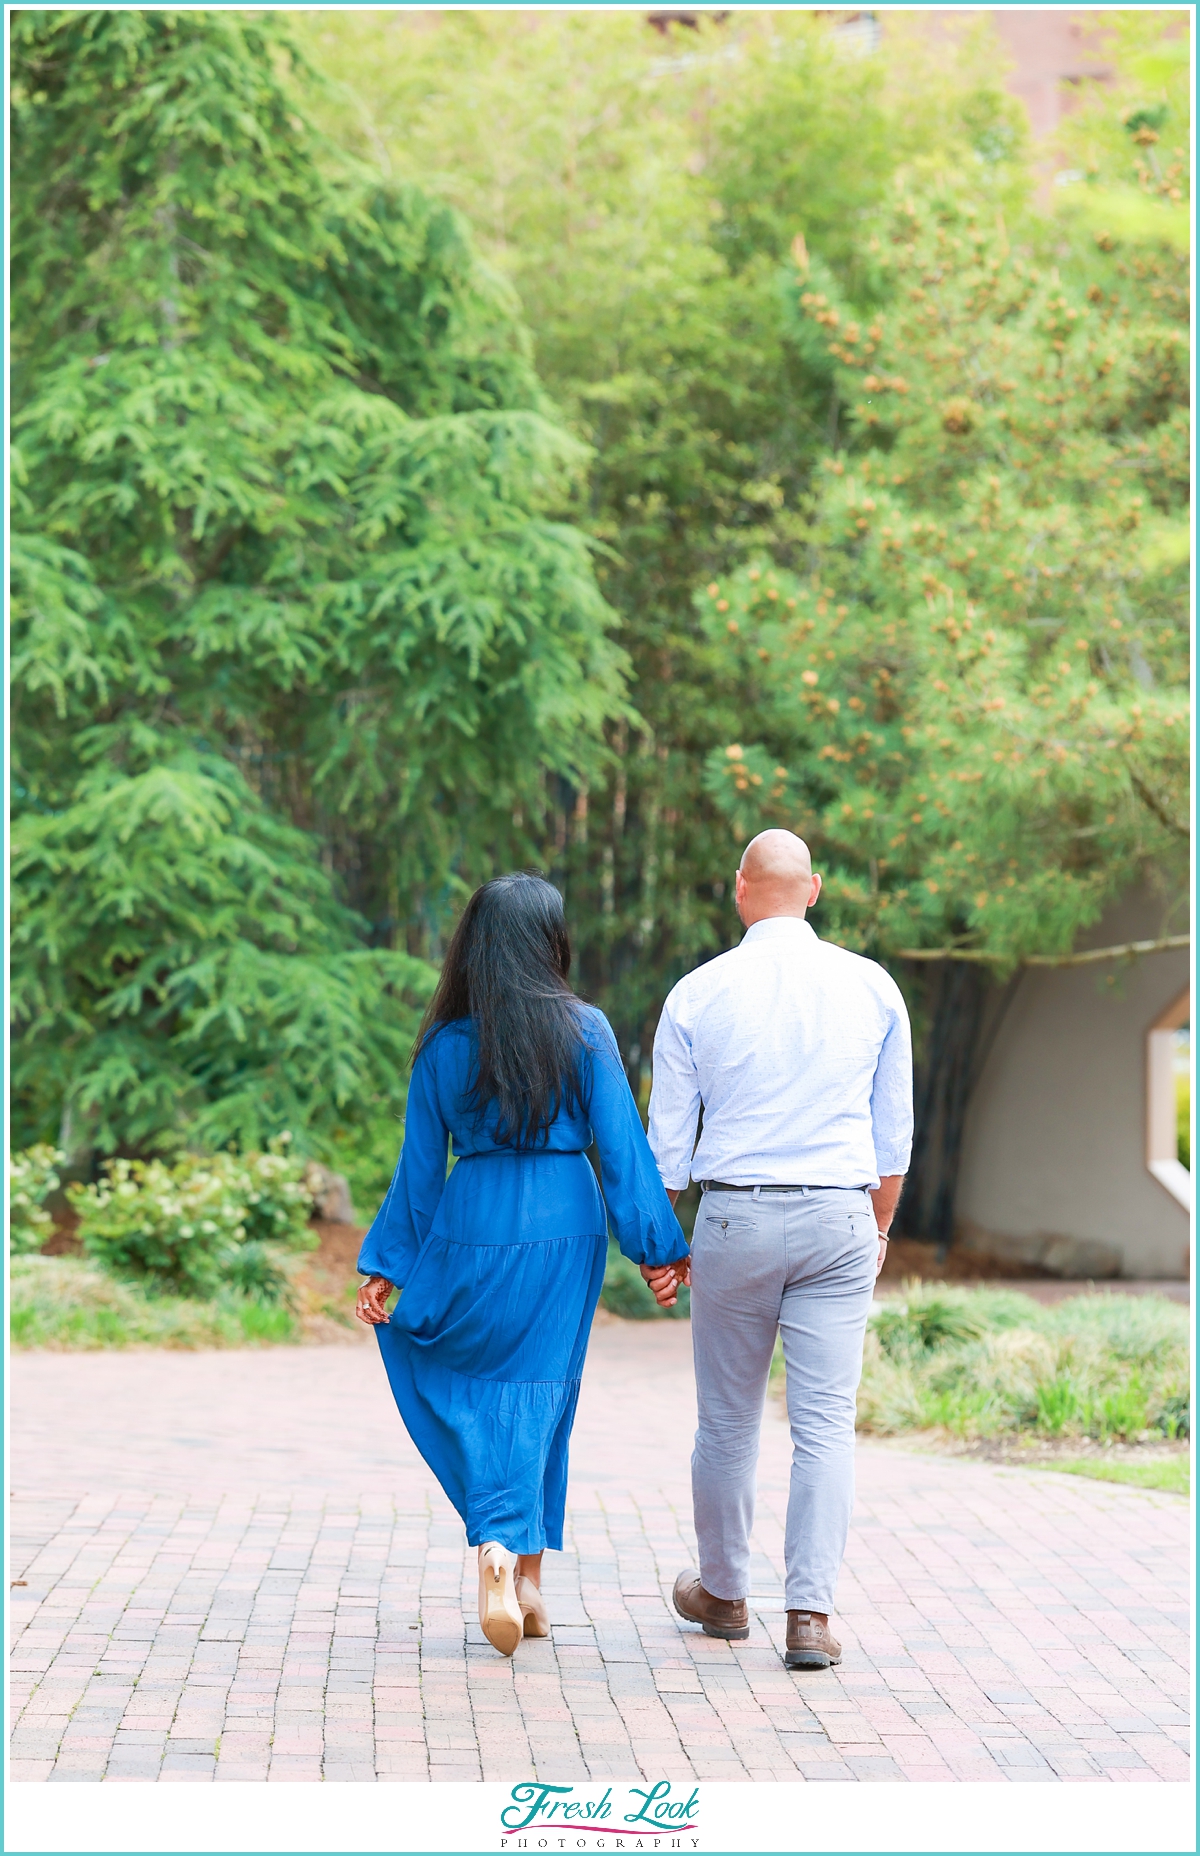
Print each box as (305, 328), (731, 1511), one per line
(583, 1011), (688, 1268)
(356, 1040), (449, 1286)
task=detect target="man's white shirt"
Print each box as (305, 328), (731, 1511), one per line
(647, 916), (913, 1191)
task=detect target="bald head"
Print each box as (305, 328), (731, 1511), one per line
(735, 829), (821, 928)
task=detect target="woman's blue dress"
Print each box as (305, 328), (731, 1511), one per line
(357, 1005), (685, 1555)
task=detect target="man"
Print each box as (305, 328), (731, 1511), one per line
(642, 829), (912, 1670)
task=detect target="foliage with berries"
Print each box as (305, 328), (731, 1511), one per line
(700, 175), (1187, 968)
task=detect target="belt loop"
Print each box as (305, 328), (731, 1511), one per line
(752, 1185), (762, 1201)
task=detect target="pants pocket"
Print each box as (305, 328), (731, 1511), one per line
(700, 1209), (756, 1246)
(849, 1209), (877, 1243)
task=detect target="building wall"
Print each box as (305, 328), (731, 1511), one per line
(956, 9), (1112, 139)
(893, 9), (1113, 138)
(956, 891), (1191, 1278)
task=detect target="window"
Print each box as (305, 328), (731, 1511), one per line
(833, 11), (882, 56)
(1147, 988), (1191, 1209)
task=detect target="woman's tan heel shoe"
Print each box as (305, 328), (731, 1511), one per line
(516, 1575), (549, 1638)
(478, 1545), (523, 1656)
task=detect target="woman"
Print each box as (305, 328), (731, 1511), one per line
(355, 873), (688, 1656)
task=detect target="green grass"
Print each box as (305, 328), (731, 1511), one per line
(1054, 1456), (1190, 1496)
(10, 1255), (299, 1349)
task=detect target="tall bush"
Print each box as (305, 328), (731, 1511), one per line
(8, 1146), (64, 1256)
(70, 1142), (320, 1301)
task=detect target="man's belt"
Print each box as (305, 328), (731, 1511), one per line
(699, 1179), (816, 1194)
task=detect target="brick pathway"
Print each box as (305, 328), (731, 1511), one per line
(9, 1322), (1191, 1783)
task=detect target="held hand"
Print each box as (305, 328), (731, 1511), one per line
(356, 1275), (394, 1324)
(640, 1258), (690, 1308)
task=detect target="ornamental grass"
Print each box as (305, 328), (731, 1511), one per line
(854, 1285), (1189, 1444)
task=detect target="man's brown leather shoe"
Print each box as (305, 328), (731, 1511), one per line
(672, 1571), (750, 1641)
(785, 1610), (841, 1669)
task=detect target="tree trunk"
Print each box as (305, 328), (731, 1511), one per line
(897, 961), (989, 1253)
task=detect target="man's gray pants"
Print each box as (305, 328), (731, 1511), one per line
(689, 1185), (878, 1614)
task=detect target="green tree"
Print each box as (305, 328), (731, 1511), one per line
(700, 192), (1187, 960)
(11, 10), (624, 1165)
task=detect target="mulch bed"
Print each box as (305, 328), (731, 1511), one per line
(879, 1431), (1189, 1471)
(40, 1208), (82, 1256)
(294, 1220), (371, 1341)
(879, 1236), (1054, 1284)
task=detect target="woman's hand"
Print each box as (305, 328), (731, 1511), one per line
(639, 1256), (690, 1307)
(356, 1276), (394, 1325)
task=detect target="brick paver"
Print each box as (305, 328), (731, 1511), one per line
(9, 1323), (1190, 1782)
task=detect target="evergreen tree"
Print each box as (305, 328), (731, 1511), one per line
(11, 10), (624, 1164)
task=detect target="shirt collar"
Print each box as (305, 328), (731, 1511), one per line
(741, 917), (818, 947)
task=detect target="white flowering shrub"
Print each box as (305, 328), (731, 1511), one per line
(9, 1144), (64, 1256)
(70, 1137), (319, 1300)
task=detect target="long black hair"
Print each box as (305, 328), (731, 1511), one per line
(415, 872), (586, 1147)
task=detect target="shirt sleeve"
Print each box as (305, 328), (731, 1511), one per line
(870, 983), (914, 1177)
(356, 1040), (449, 1286)
(583, 1012), (688, 1267)
(646, 983), (702, 1191)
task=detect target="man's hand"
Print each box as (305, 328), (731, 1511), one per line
(640, 1257), (690, 1307)
(355, 1276), (394, 1325)
(876, 1235), (888, 1279)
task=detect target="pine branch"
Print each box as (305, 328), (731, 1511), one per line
(1129, 772), (1188, 838)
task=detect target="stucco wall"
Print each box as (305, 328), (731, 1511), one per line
(956, 891), (1191, 1278)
